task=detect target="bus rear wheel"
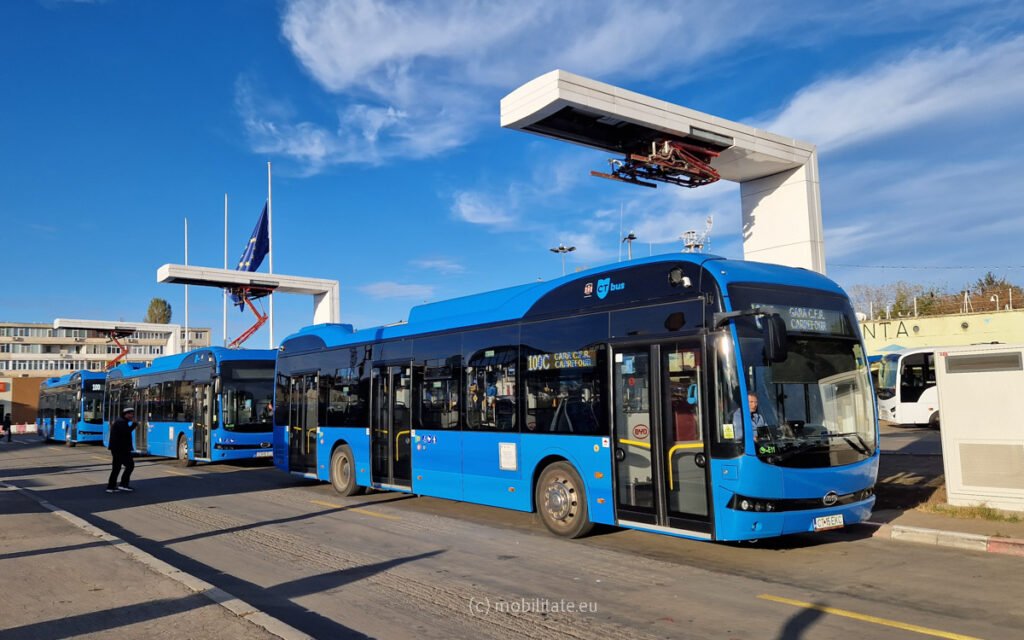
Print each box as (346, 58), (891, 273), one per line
(536, 462), (593, 538)
(928, 412), (940, 430)
(177, 435), (196, 467)
(330, 445), (364, 496)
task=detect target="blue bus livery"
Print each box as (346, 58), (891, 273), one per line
(103, 348), (275, 464)
(37, 370), (107, 446)
(274, 254), (879, 542)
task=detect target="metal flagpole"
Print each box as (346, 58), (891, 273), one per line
(267, 161), (273, 349)
(223, 194), (228, 347)
(184, 217), (189, 354)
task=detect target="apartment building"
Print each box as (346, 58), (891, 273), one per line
(0, 321), (210, 378)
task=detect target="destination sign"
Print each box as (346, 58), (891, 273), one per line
(527, 349), (596, 371)
(754, 303), (848, 334)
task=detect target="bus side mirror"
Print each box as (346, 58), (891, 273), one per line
(763, 313), (788, 363)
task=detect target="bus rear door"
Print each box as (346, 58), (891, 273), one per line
(370, 365), (412, 489)
(612, 341), (711, 537)
(193, 382), (212, 460)
(287, 373), (319, 474)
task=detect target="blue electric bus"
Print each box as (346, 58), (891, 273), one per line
(274, 254), (879, 541)
(103, 348), (276, 465)
(37, 370), (107, 446)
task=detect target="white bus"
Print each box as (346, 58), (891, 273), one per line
(876, 347), (939, 427)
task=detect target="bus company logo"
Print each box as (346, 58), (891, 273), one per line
(596, 277), (626, 300)
(632, 424), (649, 440)
(822, 491), (839, 507)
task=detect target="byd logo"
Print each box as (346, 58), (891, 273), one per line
(632, 424), (649, 439)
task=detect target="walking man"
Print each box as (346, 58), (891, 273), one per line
(3, 412), (11, 442)
(107, 407), (137, 493)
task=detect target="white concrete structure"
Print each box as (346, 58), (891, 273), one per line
(935, 343), (1024, 512)
(501, 70), (824, 273)
(156, 264), (340, 325)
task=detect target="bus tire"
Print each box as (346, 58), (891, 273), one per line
(928, 412), (940, 430)
(177, 435), (196, 467)
(330, 445), (364, 497)
(536, 461), (593, 539)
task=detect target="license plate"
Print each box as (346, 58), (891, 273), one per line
(255, 451), (273, 458)
(813, 514), (844, 531)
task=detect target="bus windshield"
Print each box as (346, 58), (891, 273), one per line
(83, 387), (105, 424)
(221, 361), (274, 433)
(730, 285), (877, 468)
(877, 354), (900, 398)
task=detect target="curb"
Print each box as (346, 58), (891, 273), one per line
(867, 520), (1024, 557)
(1, 481), (314, 640)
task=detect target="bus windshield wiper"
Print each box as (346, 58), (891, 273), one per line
(824, 431), (872, 455)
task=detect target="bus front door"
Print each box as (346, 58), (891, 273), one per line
(193, 383), (212, 460)
(613, 342), (710, 536)
(371, 365), (412, 489)
(287, 374), (319, 474)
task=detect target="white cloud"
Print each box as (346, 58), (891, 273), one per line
(249, 1), (986, 172)
(412, 259), (464, 275)
(359, 281), (435, 299)
(451, 191), (515, 227)
(758, 36), (1024, 151)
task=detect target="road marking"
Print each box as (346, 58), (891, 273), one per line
(91, 455), (109, 462)
(758, 594), (983, 640)
(163, 469), (202, 479)
(309, 499), (401, 521)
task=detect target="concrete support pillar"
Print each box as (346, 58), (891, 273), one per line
(740, 151), (825, 274)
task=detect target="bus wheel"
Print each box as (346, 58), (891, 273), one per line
(536, 462), (593, 538)
(177, 435), (196, 467)
(928, 412), (940, 430)
(330, 445), (364, 496)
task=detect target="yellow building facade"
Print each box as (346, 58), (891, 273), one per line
(860, 309), (1024, 356)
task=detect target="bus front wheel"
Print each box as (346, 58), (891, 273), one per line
(536, 462), (593, 539)
(330, 445), (364, 496)
(177, 435), (196, 467)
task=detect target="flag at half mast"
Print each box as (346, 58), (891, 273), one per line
(231, 202), (270, 308)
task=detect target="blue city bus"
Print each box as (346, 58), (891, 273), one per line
(37, 370), (107, 446)
(103, 348), (276, 465)
(274, 254), (879, 541)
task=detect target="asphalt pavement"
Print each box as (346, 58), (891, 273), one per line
(2, 432), (1022, 639)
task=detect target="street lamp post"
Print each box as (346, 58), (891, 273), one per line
(550, 243), (576, 276)
(622, 231), (637, 260)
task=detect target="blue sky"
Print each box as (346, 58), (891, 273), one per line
(2, 0), (1023, 344)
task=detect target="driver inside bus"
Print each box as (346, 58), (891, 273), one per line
(732, 392), (766, 439)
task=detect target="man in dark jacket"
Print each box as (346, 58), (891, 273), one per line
(107, 407), (137, 493)
(3, 413), (11, 442)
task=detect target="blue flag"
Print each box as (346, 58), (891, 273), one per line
(231, 202), (270, 308)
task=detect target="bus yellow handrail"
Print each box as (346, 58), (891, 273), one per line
(394, 429), (411, 460)
(619, 438), (651, 449)
(667, 442), (703, 489)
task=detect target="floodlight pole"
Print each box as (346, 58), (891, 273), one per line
(622, 231), (637, 260)
(268, 161), (274, 349)
(223, 193), (228, 347)
(550, 243), (576, 276)
(184, 217), (189, 354)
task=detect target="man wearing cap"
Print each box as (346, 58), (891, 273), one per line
(107, 407), (137, 493)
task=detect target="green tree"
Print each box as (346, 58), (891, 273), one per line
(144, 298), (172, 323)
